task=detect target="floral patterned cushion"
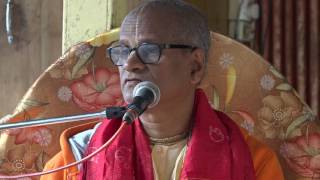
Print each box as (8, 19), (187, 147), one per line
(0, 28), (318, 179)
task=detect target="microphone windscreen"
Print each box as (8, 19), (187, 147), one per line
(133, 81), (160, 108)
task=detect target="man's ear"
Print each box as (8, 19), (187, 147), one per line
(189, 48), (206, 85)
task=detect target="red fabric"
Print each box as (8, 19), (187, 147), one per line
(79, 89), (256, 180)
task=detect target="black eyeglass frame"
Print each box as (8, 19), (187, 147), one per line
(107, 43), (197, 66)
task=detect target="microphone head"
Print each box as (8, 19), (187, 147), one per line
(132, 81), (160, 108)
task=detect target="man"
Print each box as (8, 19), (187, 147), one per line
(42, 0), (284, 179)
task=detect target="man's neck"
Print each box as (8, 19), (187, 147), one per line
(139, 93), (195, 139)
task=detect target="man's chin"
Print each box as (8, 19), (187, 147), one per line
(122, 82), (139, 101)
(122, 92), (134, 104)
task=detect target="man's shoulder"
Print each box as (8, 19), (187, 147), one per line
(68, 122), (102, 162)
(60, 121), (100, 145)
(214, 110), (284, 179)
(57, 121), (102, 160)
(213, 110), (276, 158)
(240, 129), (285, 179)
(42, 121), (102, 179)
(242, 130), (276, 161)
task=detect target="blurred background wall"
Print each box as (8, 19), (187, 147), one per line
(0, 0), (62, 118)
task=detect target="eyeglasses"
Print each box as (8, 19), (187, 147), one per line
(107, 43), (196, 66)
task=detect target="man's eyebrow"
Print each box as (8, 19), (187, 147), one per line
(117, 39), (159, 47)
(137, 39), (158, 44)
(118, 40), (129, 45)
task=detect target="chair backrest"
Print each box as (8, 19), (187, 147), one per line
(0, 28), (318, 179)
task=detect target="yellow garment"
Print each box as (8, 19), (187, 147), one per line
(41, 122), (285, 180)
(151, 139), (187, 180)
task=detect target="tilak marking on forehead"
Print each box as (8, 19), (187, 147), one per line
(121, 14), (156, 43)
(121, 16), (137, 35)
(121, 16), (140, 43)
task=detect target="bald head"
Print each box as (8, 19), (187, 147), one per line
(120, 0), (211, 63)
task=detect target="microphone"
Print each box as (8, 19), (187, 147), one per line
(122, 81), (160, 123)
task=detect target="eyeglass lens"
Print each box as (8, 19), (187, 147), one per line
(109, 44), (161, 65)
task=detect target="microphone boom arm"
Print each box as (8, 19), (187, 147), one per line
(0, 106), (126, 131)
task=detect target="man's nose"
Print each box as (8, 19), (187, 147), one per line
(122, 51), (146, 72)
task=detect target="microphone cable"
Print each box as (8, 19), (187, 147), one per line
(0, 122), (128, 179)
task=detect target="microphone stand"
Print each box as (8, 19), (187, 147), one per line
(0, 106), (126, 131)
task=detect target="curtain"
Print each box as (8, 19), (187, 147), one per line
(257, 0), (320, 117)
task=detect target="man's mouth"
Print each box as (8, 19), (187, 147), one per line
(124, 78), (143, 85)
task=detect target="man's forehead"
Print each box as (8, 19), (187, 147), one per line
(120, 15), (159, 35)
(120, 14), (180, 44)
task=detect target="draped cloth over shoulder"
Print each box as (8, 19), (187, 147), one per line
(80, 89), (256, 180)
